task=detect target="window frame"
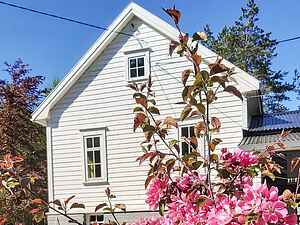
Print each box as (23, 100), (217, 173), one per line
(81, 128), (107, 184)
(124, 49), (150, 82)
(87, 214), (104, 225)
(178, 121), (205, 157)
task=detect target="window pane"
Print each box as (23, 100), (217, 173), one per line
(88, 164), (94, 178)
(95, 151), (101, 164)
(95, 164), (101, 177)
(129, 59), (136, 68)
(138, 57), (144, 67)
(190, 126), (195, 137)
(130, 68), (137, 78)
(90, 216), (96, 222)
(97, 215), (104, 222)
(138, 67), (145, 77)
(181, 127), (188, 138)
(87, 138), (93, 148)
(87, 151), (94, 164)
(182, 142), (189, 155)
(94, 137), (100, 148)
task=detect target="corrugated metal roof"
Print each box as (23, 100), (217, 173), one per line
(239, 132), (300, 151)
(249, 110), (300, 132)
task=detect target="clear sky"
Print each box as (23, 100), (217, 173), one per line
(0, 0), (299, 109)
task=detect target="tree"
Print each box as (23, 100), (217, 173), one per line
(203, 0), (295, 113)
(0, 59), (47, 224)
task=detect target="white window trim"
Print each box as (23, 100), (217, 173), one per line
(178, 120), (206, 157)
(80, 128), (107, 184)
(124, 48), (150, 82)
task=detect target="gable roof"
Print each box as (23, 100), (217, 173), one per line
(32, 2), (260, 126)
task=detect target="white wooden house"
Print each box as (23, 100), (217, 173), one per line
(32, 3), (262, 225)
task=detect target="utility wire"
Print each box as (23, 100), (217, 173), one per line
(0, 0), (300, 45)
(0, 0), (133, 37)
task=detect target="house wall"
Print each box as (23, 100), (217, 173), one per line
(47, 16), (244, 220)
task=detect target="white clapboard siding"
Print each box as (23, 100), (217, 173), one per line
(49, 17), (244, 212)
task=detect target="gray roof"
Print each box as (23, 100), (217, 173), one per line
(240, 132), (300, 151)
(249, 110), (300, 132)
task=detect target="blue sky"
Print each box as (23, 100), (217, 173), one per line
(0, 0), (299, 109)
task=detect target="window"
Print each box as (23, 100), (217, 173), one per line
(124, 49), (150, 81)
(88, 214), (104, 225)
(81, 129), (107, 183)
(129, 56), (145, 79)
(180, 125), (196, 155)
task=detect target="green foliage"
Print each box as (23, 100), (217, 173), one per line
(203, 0), (296, 113)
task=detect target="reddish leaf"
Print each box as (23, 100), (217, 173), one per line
(134, 93), (148, 108)
(180, 105), (192, 121)
(192, 53), (201, 66)
(163, 6), (181, 24)
(136, 152), (158, 166)
(31, 198), (44, 205)
(182, 69), (192, 86)
(209, 59), (230, 75)
(127, 83), (138, 91)
(223, 86), (243, 101)
(194, 121), (207, 137)
(211, 117), (221, 130)
(64, 195), (76, 206)
(163, 116), (178, 128)
(281, 129), (290, 138)
(133, 113), (146, 132)
(95, 203), (108, 212)
(169, 40), (179, 56)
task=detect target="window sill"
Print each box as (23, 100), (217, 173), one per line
(83, 180), (109, 186)
(127, 77), (148, 83)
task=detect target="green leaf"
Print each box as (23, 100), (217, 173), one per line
(148, 99), (156, 105)
(142, 124), (156, 132)
(182, 86), (189, 101)
(133, 106), (144, 113)
(195, 103), (205, 114)
(191, 161), (203, 170)
(159, 201), (165, 216)
(148, 106), (160, 115)
(180, 105), (192, 121)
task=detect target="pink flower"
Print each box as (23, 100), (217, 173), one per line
(146, 176), (169, 210)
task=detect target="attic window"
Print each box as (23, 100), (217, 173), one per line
(125, 49), (150, 81)
(129, 56), (145, 78)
